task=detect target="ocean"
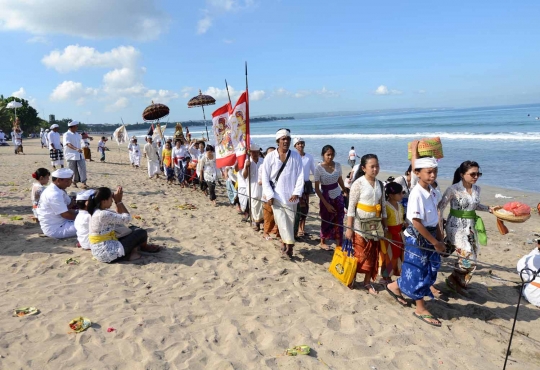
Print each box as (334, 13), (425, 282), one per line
(131, 104), (540, 193)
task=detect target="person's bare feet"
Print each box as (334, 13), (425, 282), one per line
(414, 308), (441, 326)
(386, 281), (407, 305)
(128, 249), (142, 261)
(364, 283), (378, 295)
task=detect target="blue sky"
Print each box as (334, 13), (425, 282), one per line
(0, 0), (539, 124)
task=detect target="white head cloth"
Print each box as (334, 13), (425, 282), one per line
(50, 124), (59, 129)
(275, 129), (291, 140)
(76, 189), (96, 201)
(52, 168), (74, 179)
(249, 142), (260, 151)
(293, 137), (304, 146)
(146, 135), (152, 139)
(68, 120), (79, 127)
(415, 157), (438, 169)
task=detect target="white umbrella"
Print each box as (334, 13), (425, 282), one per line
(6, 101), (22, 119)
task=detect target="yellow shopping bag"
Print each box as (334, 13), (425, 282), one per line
(328, 239), (357, 287)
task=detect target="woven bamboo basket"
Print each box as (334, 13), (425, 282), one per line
(493, 206), (531, 223)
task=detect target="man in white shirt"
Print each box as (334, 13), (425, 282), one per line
(261, 128), (304, 258)
(293, 137), (315, 238)
(172, 139), (189, 185)
(243, 143), (264, 229)
(143, 136), (161, 179)
(348, 146), (359, 168)
(48, 124), (64, 169)
(40, 128), (47, 148)
(63, 121), (88, 189)
(36, 168), (78, 239)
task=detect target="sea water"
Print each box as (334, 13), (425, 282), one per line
(131, 104), (540, 192)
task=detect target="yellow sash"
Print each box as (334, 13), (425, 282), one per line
(89, 231), (118, 244)
(356, 203), (382, 217)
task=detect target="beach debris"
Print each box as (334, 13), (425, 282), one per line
(107, 327), (116, 332)
(68, 317), (92, 333)
(285, 345), (310, 356)
(495, 194), (513, 199)
(65, 258), (80, 265)
(133, 215), (143, 220)
(9, 216), (23, 221)
(129, 204), (138, 209)
(177, 203), (197, 210)
(13, 307), (39, 317)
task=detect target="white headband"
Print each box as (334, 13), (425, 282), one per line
(275, 129), (290, 140)
(415, 157), (438, 169)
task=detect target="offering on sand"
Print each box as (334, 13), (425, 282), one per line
(68, 317), (92, 333)
(13, 307), (39, 317)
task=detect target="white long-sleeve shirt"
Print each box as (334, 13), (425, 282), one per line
(300, 152), (316, 181)
(48, 131), (62, 150)
(261, 149), (304, 205)
(517, 247), (540, 307)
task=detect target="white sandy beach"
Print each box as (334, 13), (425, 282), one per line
(1, 139), (539, 369)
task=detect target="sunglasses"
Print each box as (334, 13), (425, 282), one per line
(468, 172), (483, 178)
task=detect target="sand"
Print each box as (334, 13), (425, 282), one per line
(0, 139), (539, 370)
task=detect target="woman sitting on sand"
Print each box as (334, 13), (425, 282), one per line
(88, 186), (162, 263)
(438, 161), (493, 295)
(314, 145), (346, 250)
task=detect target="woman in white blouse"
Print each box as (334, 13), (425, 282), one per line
(345, 154), (387, 294)
(88, 186), (162, 263)
(314, 145), (346, 250)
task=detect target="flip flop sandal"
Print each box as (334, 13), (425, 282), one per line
(263, 235), (274, 241)
(413, 312), (442, 327)
(364, 284), (378, 295)
(385, 285), (409, 307)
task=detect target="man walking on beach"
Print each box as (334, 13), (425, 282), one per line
(48, 124), (64, 169)
(144, 136), (161, 179)
(262, 128), (304, 258)
(348, 146), (359, 168)
(63, 121), (88, 189)
(36, 168), (78, 239)
(293, 137), (315, 238)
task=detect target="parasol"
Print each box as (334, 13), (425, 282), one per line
(142, 101), (170, 122)
(7, 101), (22, 119)
(187, 89), (216, 140)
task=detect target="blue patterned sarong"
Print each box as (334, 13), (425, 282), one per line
(397, 227), (441, 300)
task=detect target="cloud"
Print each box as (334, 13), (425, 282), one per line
(197, 0), (254, 34)
(144, 89), (179, 104)
(250, 90), (265, 101)
(204, 85), (240, 101)
(273, 87), (338, 98)
(42, 45), (140, 73)
(106, 97), (129, 112)
(26, 35), (48, 44)
(11, 87), (26, 98)
(50, 81), (98, 103)
(0, 0), (169, 41)
(223, 39), (234, 44)
(416, 89), (426, 94)
(181, 87), (194, 98)
(374, 85), (402, 95)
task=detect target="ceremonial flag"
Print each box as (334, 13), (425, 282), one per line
(152, 123), (167, 143)
(212, 102), (233, 168)
(113, 125), (129, 145)
(229, 92), (248, 169)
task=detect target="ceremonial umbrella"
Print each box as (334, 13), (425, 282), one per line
(142, 101), (169, 142)
(6, 101), (22, 119)
(187, 90), (215, 141)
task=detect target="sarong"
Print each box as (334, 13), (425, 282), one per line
(251, 198), (264, 223)
(67, 159), (87, 184)
(50, 149), (64, 162)
(83, 147), (91, 160)
(165, 166), (175, 181)
(379, 224), (404, 277)
(352, 232), (380, 281)
(272, 199), (296, 245)
(263, 202), (280, 237)
(319, 183), (344, 244)
(226, 179), (237, 204)
(238, 187), (249, 212)
(397, 227), (441, 300)
(133, 154), (141, 167)
(147, 159), (160, 177)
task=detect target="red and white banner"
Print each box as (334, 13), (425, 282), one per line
(212, 91), (250, 169)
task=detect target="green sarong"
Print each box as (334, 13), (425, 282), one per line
(449, 209), (487, 246)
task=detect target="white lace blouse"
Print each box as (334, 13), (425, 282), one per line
(89, 209), (131, 263)
(347, 176), (387, 231)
